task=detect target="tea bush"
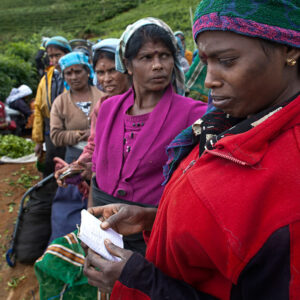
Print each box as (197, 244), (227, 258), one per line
(0, 0), (200, 102)
(0, 53), (38, 101)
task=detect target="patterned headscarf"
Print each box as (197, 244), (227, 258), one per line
(115, 17), (185, 95)
(174, 31), (185, 38)
(175, 36), (185, 57)
(46, 36), (72, 53)
(193, 0), (300, 48)
(59, 51), (94, 80)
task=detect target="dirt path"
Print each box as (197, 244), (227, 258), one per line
(0, 162), (41, 300)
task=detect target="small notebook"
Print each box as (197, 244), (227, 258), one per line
(78, 209), (124, 261)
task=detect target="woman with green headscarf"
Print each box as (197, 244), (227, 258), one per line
(83, 1), (300, 299)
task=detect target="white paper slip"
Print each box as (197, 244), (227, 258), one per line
(78, 209), (124, 262)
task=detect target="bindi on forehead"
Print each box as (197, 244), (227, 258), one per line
(68, 65), (83, 70)
(65, 66), (84, 74)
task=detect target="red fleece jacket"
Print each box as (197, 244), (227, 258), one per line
(112, 94), (300, 300)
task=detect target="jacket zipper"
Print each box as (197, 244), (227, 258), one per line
(169, 149), (249, 192)
(174, 159), (197, 183)
(205, 148), (248, 166)
(182, 159), (196, 173)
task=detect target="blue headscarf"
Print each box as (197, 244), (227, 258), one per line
(92, 38), (119, 54)
(175, 36), (185, 57)
(46, 36), (72, 53)
(59, 51), (94, 80)
(91, 38), (119, 86)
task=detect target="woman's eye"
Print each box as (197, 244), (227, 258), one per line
(141, 55), (151, 60)
(161, 53), (170, 59)
(219, 58), (236, 66)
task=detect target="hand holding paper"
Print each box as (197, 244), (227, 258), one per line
(78, 209), (124, 261)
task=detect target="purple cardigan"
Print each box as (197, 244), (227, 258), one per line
(92, 85), (207, 206)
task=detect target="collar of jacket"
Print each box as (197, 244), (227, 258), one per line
(207, 95), (300, 166)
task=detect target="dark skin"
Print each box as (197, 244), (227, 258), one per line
(54, 56), (130, 187)
(125, 40), (174, 116)
(95, 56), (130, 96)
(56, 40), (174, 186)
(83, 31), (300, 293)
(64, 64), (90, 94)
(197, 31), (300, 118)
(52, 64), (91, 186)
(47, 46), (65, 71)
(64, 64), (91, 141)
(89, 204), (157, 234)
(83, 204), (157, 293)
(34, 46), (66, 158)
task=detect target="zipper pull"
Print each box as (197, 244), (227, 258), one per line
(183, 160), (196, 174)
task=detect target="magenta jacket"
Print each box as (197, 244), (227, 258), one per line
(92, 85), (207, 206)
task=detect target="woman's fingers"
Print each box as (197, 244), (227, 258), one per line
(53, 156), (68, 166)
(83, 255), (112, 292)
(104, 239), (132, 261)
(88, 204), (119, 218)
(86, 248), (108, 269)
(84, 246), (131, 293)
(100, 211), (123, 230)
(77, 160), (87, 168)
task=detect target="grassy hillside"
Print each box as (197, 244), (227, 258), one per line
(0, 0), (201, 100)
(0, 0), (140, 39)
(0, 0), (199, 49)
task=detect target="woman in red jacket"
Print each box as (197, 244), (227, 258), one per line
(83, 0), (300, 299)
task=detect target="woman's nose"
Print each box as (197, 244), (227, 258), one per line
(152, 57), (163, 70)
(69, 72), (77, 79)
(103, 72), (112, 82)
(204, 65), (222, 89)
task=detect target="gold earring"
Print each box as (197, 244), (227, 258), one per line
(287, 58), (297, 66)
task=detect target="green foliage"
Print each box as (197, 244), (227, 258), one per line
(7, 275), (26, 289)
(2, 42), (36, 63)
(0, 0), (199, 47)
(0, 53), (38, 100)
(86, 0), (199, 50)
(0, 135), (35, 158)
(0, 0), (142, 40)
(0, 0), (201, 101)
(16, 173), (40, 188)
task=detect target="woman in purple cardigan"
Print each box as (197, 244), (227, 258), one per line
(92, 18), (207, 255)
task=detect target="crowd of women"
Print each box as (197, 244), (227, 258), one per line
(32, 0), (300, 299)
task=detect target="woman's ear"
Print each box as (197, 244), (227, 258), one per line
(285, 48), (300, 64)
(124, 58), (133, 76)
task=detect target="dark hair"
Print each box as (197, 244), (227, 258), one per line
(82, 64), (90, 74)
(46, 44), (70, 54)
(125, 24), (176, 62)
(93, 50), (115, 69)
(82, 65), (94, 85)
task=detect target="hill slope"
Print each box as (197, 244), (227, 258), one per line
(0, 0), (199, 48)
